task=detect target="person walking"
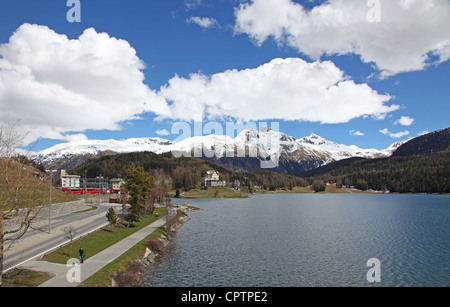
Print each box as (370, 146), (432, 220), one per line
(79, 247), (85, 264)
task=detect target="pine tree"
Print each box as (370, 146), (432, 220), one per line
(106, 207), (118, 232)
(124, 167), (155, 226)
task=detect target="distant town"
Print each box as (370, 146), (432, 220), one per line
(60, 169), (243, 195)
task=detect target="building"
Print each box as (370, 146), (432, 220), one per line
(60, 169), (80, 188)
(205, 170), (220, 182)
(204, 170), (227, 188)
(110, 178), (126, 190)
(61, 170), (81, 189)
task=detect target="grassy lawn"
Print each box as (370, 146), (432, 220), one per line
(179, 184), (377, 199)
(323, 184), (351, 193)
(81, 208), (195, 287)
(256, 186), (314, 194)
(180, 187), (249, 199)
(254, 184), (378, 194)
(41, 207), (167, 265)
(80, 226), (167, 287)
(53, 189), (79, 204)
(1, 269), (54, 287)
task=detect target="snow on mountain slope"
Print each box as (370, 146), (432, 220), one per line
(296, 133), (388, 163)
(33, 137), (174, 167)
(31, 128), (402, 172)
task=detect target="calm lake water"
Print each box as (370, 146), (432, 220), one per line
(140, 194), (450, 287)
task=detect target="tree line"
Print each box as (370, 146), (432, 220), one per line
(70, 151), (308, 192)
(303, 150), (450, 193)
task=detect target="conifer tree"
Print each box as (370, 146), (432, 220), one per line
(124, 167), (155, 226)
(106, 207), (118, 231)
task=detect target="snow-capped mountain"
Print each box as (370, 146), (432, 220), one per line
(32, 137), (175, 170)
(31, 128), (406, 174)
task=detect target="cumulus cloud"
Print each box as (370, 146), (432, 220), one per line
(185, 0), (205, 9)
(380, 128), (410, 138)
(187, 16), (220, 29)
(379, 128), (389, 135)
(0, 24), (401, 146)
(156, 129), (171, 136)
(158, 57), (398, 123)
(0, 23), (170, 145)
(395, 116), (415, 126)
(350, 130), (365, 137)
(234, 0), (450, 77)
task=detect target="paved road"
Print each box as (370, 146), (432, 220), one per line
(3, 203), (119, 273)
(24, 217), (167, 287)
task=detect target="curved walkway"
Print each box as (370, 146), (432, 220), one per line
(20, 217), (167, 287)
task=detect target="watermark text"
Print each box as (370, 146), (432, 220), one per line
(67, 0), (81, 23)
(170, 121), (280, 169)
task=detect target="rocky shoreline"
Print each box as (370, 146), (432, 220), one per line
(112, 206), (193, 287)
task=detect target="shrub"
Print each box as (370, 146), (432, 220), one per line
(145, 238), (165, 254)
(312, 180), (326, 192)
(355, 179), (369, 191)
(114, 260), (144, 287)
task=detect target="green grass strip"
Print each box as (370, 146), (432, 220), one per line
(42, 207), (166, 265)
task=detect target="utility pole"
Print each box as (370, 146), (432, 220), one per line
(97, 175), (104, 207)
(83, 170), (87, 198)
(46, 170), (57, 234)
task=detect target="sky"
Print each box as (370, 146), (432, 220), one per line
(0, 0), (449, 152)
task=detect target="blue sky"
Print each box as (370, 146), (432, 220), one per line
(0, 0), (449, 152)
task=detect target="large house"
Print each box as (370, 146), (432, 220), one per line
(60, 170), (81, 189)
(110, 178), (126, 190)
(204, 170), (226, 188)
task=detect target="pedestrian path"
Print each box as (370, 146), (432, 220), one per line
(20, 217), (167, 287)
(3, 204), (112, 273)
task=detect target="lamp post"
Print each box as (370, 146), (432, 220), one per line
(97, 175), (104, 206)
(83, 170), (87, 197)
(46, 170), (57, 234)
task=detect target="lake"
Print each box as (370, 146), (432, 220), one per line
(140, 194), (450, 287)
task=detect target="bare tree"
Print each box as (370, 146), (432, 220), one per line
(149, 169), (173, 215)
(0, 121), (46, 285)
(62, 226), (77, 258)
(165, 197), (178, 237)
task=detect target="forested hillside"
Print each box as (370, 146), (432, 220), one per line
(70, 151), (308, 191)
(393, 127), (450, 157)
(302, 150), (450, 193)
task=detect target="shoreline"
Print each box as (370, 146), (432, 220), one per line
(3, 205), (196, 287)
(178, 184), (450, 200)
(108, 205), (198, 288)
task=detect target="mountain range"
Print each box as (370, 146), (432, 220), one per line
(31, 128), (406, 174)
(298, 127), (450, 193)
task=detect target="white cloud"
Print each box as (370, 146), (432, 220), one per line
(234, 0), (450, 77)
(0, 24), (402, 146)
(379, 128), (389, 135)
(0, 24), (170, 145)
(395, 116), (415, 126)
(159, 57), (398, 123)
(187, 16), (220, 29)
(60, 133), (89, 142)
(350, 130), (365, 136)
(380, 128), (410, 138)
(390, 131), (410, 138)
(185, 0), (205, 9)
(156, 129), (170, 136)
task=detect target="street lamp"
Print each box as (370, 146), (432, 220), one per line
(97, 175), (104, 206)
(46, 170), (57, 234)
(83, 170), (87, 196)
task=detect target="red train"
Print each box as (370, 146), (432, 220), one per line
(61, 188), (123, 194)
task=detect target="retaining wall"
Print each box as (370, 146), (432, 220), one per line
(3, 199), (90, 231)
